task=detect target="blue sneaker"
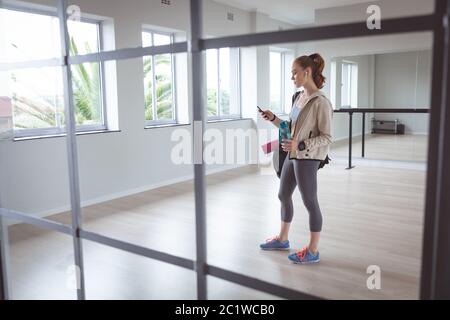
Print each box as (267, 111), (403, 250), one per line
(288, 247), (320, 264)
(260, 236), (290, 251)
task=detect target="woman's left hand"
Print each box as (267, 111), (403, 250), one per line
(281, 138), (299, 152)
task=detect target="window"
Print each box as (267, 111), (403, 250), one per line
(270, 50), (295, 114)
(142, 31), (176, 125)
(341, 61), (358, 108)
(68, 19), (105, 130)
(330, 60), (337, 107)
(270, 51), (282, 113)
(206, 47), (240, 120)
(0, 7), (106, 137)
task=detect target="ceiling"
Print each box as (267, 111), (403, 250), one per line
(213, 0), (374, 25)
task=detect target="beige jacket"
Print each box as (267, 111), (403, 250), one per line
(272, 90), (333, 161)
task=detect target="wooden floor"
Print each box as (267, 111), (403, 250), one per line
(5, 134), (427, 300)
(330, 133), (428, 162)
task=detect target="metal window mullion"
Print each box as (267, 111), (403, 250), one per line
(0, 57), (63, 72)
(0, 213), (11, 300)
(350, 64), (354, 107)
(0, 43), (188, 72)
(80, 230), (194, 271)
(171, 34), (177, 122)
(421, 0), (450, 300)
(216, 49), (221, 118)
(237, 48), (242, 118)
(1, 15), (436, 72)
(434, 5), (450, 298)
(207, 265), (320, 300)
(347, 63), (351, 108)
(0, 208), (72, 235)
(203, 15), (435, 50)
(189, 0), (207, 300)
(57, 0), (86, 301)
(230, 47), (239, 117)
(98, 22), (108, 129)
(68, 42), (188, 65)
(281, 52), (285, 113)
(350, 64), (353, 108)
(151, 33), (158, 122)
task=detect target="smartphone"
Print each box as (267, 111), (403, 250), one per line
(257, 106), (263, 113)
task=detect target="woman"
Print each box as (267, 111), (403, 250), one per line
(258, 53), (333, 265)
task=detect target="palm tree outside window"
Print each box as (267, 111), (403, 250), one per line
(0, 7), (107, 138)
(142, 31), (176, 126)
(206, 47), (241, 120)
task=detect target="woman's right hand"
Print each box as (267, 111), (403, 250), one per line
(259, 108), (275, 121)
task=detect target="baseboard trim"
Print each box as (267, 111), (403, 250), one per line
(5, 164), (252, 225)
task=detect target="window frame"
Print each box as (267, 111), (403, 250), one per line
(206, 47), (242, 121)
(1, 5), (108, 138)
(269, 48), (293, 115)
(341, 60), (358, 108)
(142, 29), (178, 127)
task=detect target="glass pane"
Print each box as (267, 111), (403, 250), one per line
(0, 78), (71, 219)
(77, 54), (195, 260)
(219, 48), (230, 116)
(351, 64), (358, 108)
(70, 62), (104, 126)
(284, 51), (295, 114)
(331, 49), (431, 163)
(143, 55), (154, 121)
(0, 67), (63, 132)
(270, 51), (282, 113)
(208, 32), (432, 300)
(0, 7), (61, 64)
(142, 32), (175, 123)
(67, 20), (100, 56)
(228, 48), (241, 117)
(142, 31), (153, 47)
(155, 54), (173, 120)
(207, 276), (281, 300)
(4, 219), (76, 300)
(3, 219), (77, 300)
(83, 240), (196, 299)
(153, 33), (171, 46)
(206, 49), (218, 117)
(341, 63), (350, 107)
(0, 64), (103, 134)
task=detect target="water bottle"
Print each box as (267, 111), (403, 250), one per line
(279, 120), (291, 144)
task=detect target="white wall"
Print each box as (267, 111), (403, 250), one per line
(0, 0), (293, 217)
(374, 50), (431, 134)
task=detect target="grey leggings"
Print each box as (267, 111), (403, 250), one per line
(278, 157), (323, 232)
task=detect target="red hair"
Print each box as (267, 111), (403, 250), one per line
(294, 53), (326, 89)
